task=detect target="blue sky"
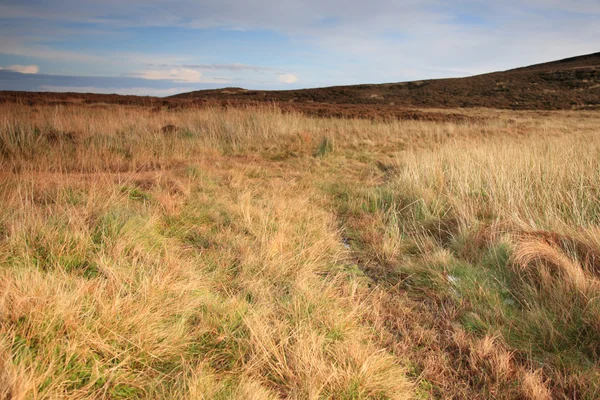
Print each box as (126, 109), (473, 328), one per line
(0, 0), (598, 96)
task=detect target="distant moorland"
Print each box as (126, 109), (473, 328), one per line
(1, 52), (600, 399)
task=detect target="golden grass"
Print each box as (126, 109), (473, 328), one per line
(324, 109), (600, 398)
(1, 102), (600, 398)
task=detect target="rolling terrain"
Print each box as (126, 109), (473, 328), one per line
(1, 52), (599, 119)
(2, 103), (600, 399)
(171, 52), (600, 110)
(1, 53), (600, 399)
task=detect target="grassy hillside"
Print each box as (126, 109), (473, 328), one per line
(1, 103), (600, 398)
(2, 53), (599, 113)
(171, 52), (600, 110)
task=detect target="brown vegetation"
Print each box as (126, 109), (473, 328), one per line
(171, 52), (600, 110)
(1, 102), (600, 398)
(2, 52), (599, 118)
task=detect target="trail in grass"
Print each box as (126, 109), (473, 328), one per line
(310, 147), (600, 399)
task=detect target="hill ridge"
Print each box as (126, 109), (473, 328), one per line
(170, 52), (600, 110)
(1, 52), (598, 111)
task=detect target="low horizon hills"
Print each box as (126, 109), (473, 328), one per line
(1, 52), (599, 111)
(171, 52), (600, 110)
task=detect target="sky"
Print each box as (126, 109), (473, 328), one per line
(0, 0), (598, 96)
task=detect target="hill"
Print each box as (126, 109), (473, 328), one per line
(1, 53), (598, 117)
(171, 52), (600, 110)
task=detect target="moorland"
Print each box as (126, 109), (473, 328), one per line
(1, 52), (599, 399)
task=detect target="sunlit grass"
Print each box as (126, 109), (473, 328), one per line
(1, 102), (600, 398)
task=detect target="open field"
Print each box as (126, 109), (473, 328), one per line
(1, 103), (600, 399)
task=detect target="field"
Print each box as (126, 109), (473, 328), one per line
(1, 102), (600, 399)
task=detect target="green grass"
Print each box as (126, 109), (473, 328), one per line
(2, 103), (600, 398)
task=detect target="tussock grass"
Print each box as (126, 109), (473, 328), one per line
(329, 116), (600, 398)
(0, 104), (414, 399)
(1, 102), (600, 398)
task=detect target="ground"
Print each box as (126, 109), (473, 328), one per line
(1, 103), (600, 399)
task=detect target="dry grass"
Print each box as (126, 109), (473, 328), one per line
(326, 110), (600, 398)
(1, 102), (600, 398)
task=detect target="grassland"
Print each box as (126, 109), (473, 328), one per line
(1, 103), (599, 399)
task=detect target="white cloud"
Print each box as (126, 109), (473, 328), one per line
(134, 69), (233, 84)
(0, 38), (187, 71)
(278, 73), (298, 84)
(37, 85), (190, 97)
(0, 38), (106, 63)
(178, 63), (275, 72)
(1, 0), (599, 88)
(134, 68), (202, 82)
(0, 64), (39, 74)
